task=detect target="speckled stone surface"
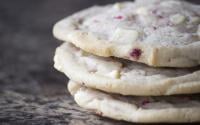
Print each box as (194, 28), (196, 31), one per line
(0, 0), (199, 125)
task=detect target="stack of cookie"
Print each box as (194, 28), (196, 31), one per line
(53, 0), (200, 123)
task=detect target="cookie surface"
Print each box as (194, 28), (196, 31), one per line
(53, 0), (200, 67)
(54, 43), (200, 96)
(68, 80), (200, 123)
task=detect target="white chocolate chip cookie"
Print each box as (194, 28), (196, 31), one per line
(54, 43), (200, 96)
(68, 80), (200, 123)
(53, 0), (200, 67)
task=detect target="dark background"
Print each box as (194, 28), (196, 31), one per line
(0, 0), (199, 125)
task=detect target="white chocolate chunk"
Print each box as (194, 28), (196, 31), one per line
(111, 28), (139, 44)
(106, 70), (121, 79)
(170, 14), (185, 24)
(81, 56), (122, 74)
(190, 17), (200, 24)
(113, 3), (123, 10)
(136, 7), (148, 15)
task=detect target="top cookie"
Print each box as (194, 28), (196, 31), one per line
(53, 0), (200, 67)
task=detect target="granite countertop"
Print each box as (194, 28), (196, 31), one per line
(0, 0), (199, 125)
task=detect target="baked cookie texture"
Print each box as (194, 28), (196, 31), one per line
(53, 0), (200, 67)
(54, 43), (200, 96)
(53, 0), (200, 123)
(68, 80), (200, 123)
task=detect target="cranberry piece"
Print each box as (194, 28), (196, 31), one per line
(114, 15), (123, 19)
(130, 48), (142, 60)
(141, 100), (150, 106)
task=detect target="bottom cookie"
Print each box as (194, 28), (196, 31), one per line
(68, 80), (200, 123)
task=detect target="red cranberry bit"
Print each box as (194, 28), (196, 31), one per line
(130, 48), (142, 60)
(114, 15), (124, 20)
(141, 100), (150, 106)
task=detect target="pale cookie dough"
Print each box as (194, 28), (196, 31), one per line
(68, 80), (200, 123)
(53, 0), (200, 67)
(54, 43), (200, 96)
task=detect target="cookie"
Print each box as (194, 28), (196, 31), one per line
(54, 43), (200, 96)
(53, 0), (200, 67)
(68, 80), (200, 123)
